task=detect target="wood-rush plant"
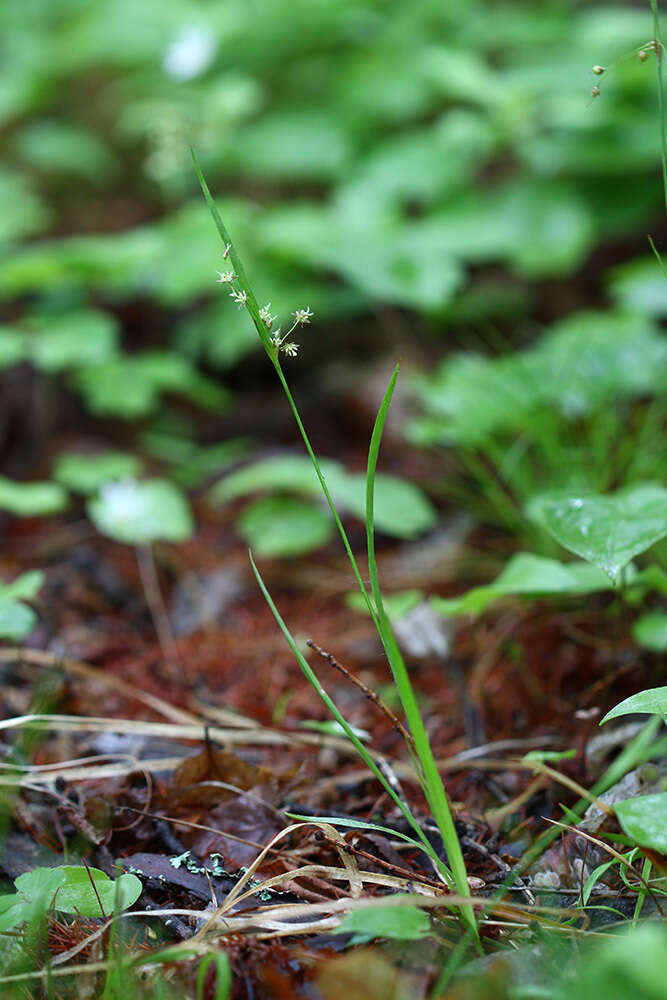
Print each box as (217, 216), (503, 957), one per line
(193, 151), (479, 943)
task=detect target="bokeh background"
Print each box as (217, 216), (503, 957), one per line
(1, 0), (666, 535)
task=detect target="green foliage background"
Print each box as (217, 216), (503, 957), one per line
(2, 0), (666, 384)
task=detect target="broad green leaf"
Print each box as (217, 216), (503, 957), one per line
(541, 485), (667, 583)
(411, 310), (666, 447)
(0, 601), (37, 641)
(600, 687), (667, 725)
(333, 904), (431, 945)
(609, 256), (667, 317)
(74, 359), (161, 418)
(0, 897), (31, 933)
(73, 352), (228, 419)
(15, 865), (142, 917)
(53, 451), (142, 495)
(431, 553), (612, 617)
(0, 170), (52, 242)
(331, 473), (437, 539)
(0, 477), (68, 517)
(212, 457), (436, 539)
(0, 571), (44, 641)
(633, 613), (667, 652)
(87, 478), (193, 545)
(28, 310), (119, 372)
(614, 793), (667, 854)
(210, 455), (344, 503)
(11, 121), (114, 179)
(237, 497), (333, 557)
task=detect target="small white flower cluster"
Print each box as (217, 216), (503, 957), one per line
(214, 251), (312, 358)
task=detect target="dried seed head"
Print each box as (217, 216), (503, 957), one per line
(591, 85), (601, 98)
(223, 243), (231, 259)
(592, 65), (605, 75)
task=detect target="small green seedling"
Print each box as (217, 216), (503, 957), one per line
(0, 570), (44, 641)
(0, 864), (142, 931)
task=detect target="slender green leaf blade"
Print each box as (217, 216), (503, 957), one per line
(600, 686), (667, 724)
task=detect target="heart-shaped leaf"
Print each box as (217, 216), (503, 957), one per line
(540, 484), (667, 583)
(88, 478), (193, 545)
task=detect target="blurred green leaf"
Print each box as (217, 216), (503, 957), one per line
(28, 309), (119, 372)
(614, 793), (667, 854)
(540, 484), (667, 583)
(431, 553), (612, 618)
(632, 613), (667, 652)
(53, 451), (143, 494)
(238, 496), (333, 557)
(0, 477), (68, 516)
(333, 903), (431, 945)
(88, 478), (193, 545)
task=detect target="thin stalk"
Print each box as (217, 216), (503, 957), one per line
(650, 1), (667, 211)
(633, 856), (653, 923)
(135, 544), (181, 681)
(366, 366), (478, 940)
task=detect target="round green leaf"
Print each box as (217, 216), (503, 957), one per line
(614, 793), (667, 854)
(0, 600), (37, 641)
(237, 496), (333, 557)
(87, 478), (193, 545)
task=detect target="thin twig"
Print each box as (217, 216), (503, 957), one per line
(306, 639), (415, 752)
